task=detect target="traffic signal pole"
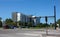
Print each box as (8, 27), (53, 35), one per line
(45, 16), (48, 35)
(54, 5), (56, 30)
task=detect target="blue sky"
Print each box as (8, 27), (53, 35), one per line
(0, 0), (60, 23)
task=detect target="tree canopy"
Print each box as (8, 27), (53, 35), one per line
(0, 17), (2, 27)
(57, 19), (60, 24)
(5, 18), (13, 25)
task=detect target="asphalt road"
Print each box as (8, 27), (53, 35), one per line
(0, 28), (60, 37)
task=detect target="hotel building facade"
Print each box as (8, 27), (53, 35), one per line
(12, 12), (40, 26)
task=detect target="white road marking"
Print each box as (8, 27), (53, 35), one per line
(46, 36), (56, 37)
(24, 33), (39, 36)
(0, 34), (14, 37)
(16, 33), (42, 37)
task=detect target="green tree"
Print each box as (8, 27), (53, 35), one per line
(36, 23), (42, 27)
(57, 19), (60, 24)
(28, 22), (33, 27)
(0, 17), (2, 27)
(18, 21), (27, 27)
(0, 17), (2, 21)
(57, 19), (60, 27)
(18, 21), (21, 26)
(5, 18), (13, 25)
(36, 23), (50, 28)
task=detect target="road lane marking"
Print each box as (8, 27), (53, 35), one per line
(0, 34), (14, 37)
(16, 33), (42, 37)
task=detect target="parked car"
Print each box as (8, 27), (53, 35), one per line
(3, 25), (9, 29)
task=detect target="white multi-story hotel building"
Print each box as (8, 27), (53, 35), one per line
(12, 12), (21, 22)
(12, 12), (40, 25)
(12, 12), (30, 22)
